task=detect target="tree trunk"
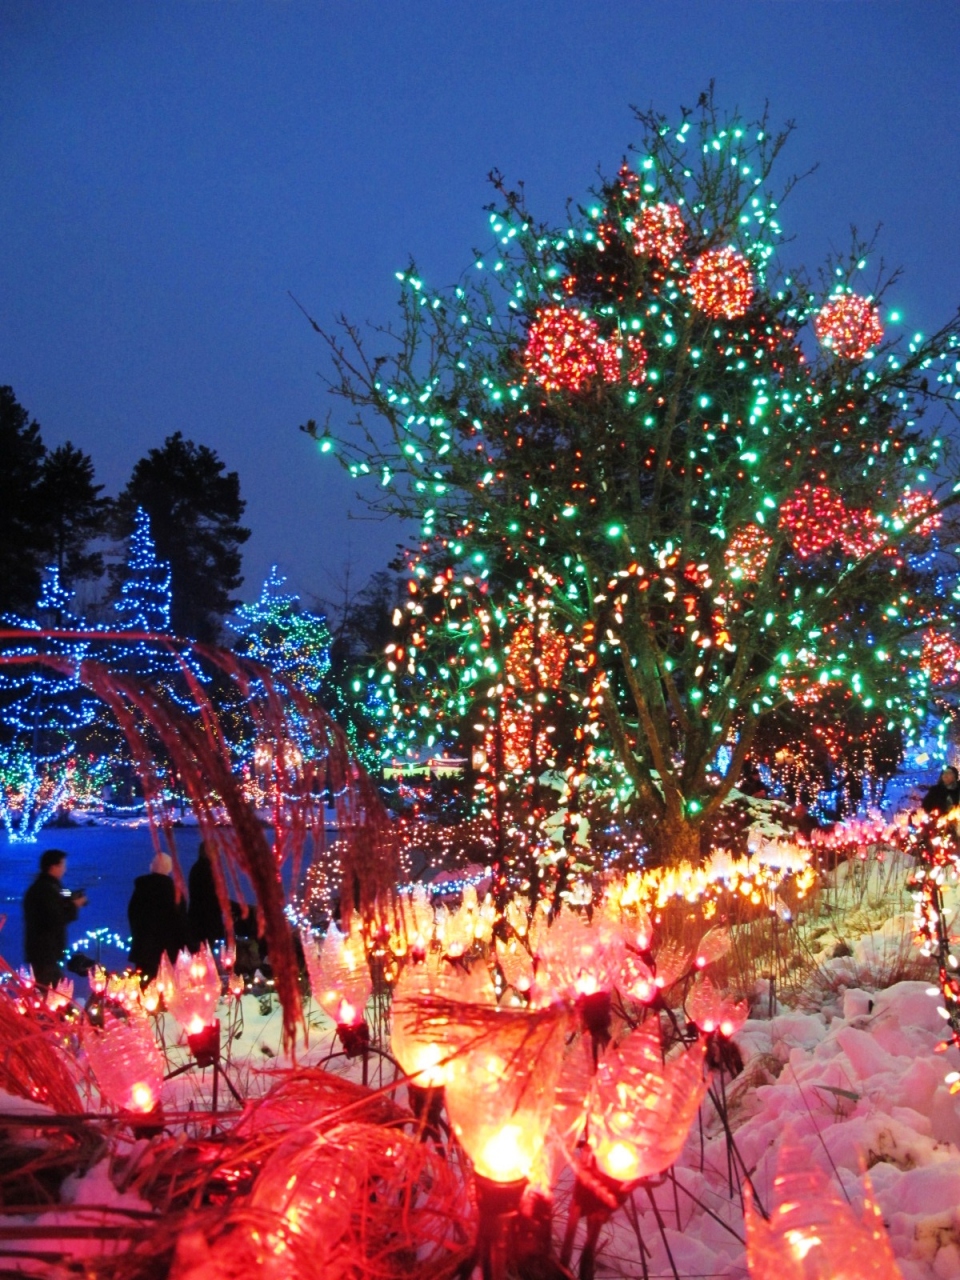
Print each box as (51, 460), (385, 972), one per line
(642, 811), (703, 868)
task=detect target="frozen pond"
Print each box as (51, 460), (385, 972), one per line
(0, 824), (315, 973)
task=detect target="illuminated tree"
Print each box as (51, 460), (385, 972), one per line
(232, 566), (333, 696)
(308, 95), (960, 864)
(0, 570), (101, 841)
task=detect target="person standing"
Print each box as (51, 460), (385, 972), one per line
(23, 849), (87, 988)
(922, 766), (960, 816)
(127, 852), (188, 979)
(188, 841), (225, 950)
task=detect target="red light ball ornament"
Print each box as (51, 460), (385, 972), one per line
(779, 484), (847, 558)
(814, 293), (884, 361)
(631, 202), (687, 263)
(523, 307), (600, 393)
(688, 247), (754, 319)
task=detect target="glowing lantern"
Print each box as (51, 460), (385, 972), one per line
(302, 922), (372, 1033)
(249, 1127), (357, 1276)
(744, 1144), (899, 1279)
(84, 1015), (164, 1115)
(532, 906), (626, 1050)
(156, 945), (221, 1035)
(89, 965), (107, 996)
(588, 1025), (708, 1185)
(813, 293), (884, 361)
(688, 247), (754, 318)
(687, 975), (748, 1037)
(391, 957), (494, 1088)
(45, 978), (73, 1013)
(495, 936), (534, 994)
(443, 1005), (569, 1184)
(694, 926), (732, 970)
(617, 951), (656, 1004)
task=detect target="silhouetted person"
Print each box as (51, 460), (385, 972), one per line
(922, 766), (960, 817)
(128, 852), (188, 979)
(188, 841), (224, 949)
(23, 849), (87, 988)
(739, 758), (768, 799)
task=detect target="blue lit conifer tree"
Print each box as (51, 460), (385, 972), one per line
(0, 569), (101, 841)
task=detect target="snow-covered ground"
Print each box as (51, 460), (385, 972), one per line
(3, 847), (959, 1278)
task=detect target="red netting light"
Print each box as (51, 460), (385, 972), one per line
(631, 202), (687, 263)
(813, 293), (884, 360)
(724, 524), (773, 582)
(523, 307), (601, 393)
(896, 488), (941, 537)
(688, 247), (754, 319)
(838, 507), (885, 560)
(504, 619), (569, 690)
(920, 630), (960, 687)
(778, 484), (847, 558)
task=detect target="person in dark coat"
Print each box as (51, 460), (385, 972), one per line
(23, 849), (87, 988)
(922, 766), (960, 817)
(128, 852), (188, 979)
(188, 841), (225, 950)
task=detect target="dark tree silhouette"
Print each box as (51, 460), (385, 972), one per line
(37, 442), (111, 586)
(0, 386), (47, 613)
(116, 431), (250, 642)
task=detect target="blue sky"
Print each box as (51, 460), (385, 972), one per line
(2, 1), (958, 608)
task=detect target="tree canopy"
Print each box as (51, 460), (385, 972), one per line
(308, 96), (960, 865)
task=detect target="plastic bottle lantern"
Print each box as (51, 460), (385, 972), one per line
(687, 976), (748, 1038)
(157, 945), (221, 1034)
(443, 1005), (568, 1185)
(744, 1142), (899, 1279)
(247, 1126), (356, 1279)
(589, 1024), (708, 1186)
(45, 977), (73, 1013)
(304, 921), (371, 1029)
(391, 958), (495, 1088)
(84, 1015), (164, 1115)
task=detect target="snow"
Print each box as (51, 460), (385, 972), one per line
(590, 977), (960, 1277)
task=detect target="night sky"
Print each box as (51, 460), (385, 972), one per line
(2, 2), (958, 610)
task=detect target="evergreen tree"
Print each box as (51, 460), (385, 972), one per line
(308, 96), (960, 865)
(99, 506), (203, 715)
(0, 570), (102, 841)
(116, 432), (250, 642)
(0, 386), (48, 613)
(233, 566), (333, 696)
(36, 441), (111, 587)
